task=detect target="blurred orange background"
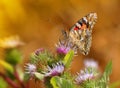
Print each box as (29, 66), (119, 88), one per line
(0, 0), (120, 88)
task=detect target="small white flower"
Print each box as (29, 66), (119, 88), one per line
(84, 59), (98, 69)
(75, 69), (95, 84)
(25, 63), (36, 76)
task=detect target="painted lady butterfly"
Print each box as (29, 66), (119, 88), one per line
(61, 12), (97, 55)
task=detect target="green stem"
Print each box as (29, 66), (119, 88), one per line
(14, 67), (26, 88)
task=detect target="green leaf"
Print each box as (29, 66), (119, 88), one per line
(103, 60), (112, 82)
(104, 60), (112, 76)
(16, 67), (24, 80)
(50, 76), (59, 88)
(5, 48), (22, 66)
(102, 60), (112, 81)
(81, 80), (96, 88)
(30, 53), (37, 64)
(63, 50), (74, 68)
(34, 72), (44, 80)
(0, 59), (14, 73)
(24, 73), (30, 81)
(97, 61), (112, 87)
(51, 76), (75, 88)
(0, 77), (8, 88)
(44, 77), (53, 88)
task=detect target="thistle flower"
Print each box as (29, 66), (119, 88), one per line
(44, 62), (65, 77)
(84, 59), (98, 69)
(34, 48), (44, 56)
(0, 35), (24, 48)
(56, 39), (77, 55)
(25, 63), (36, 77)
(75, 68), (95, 85)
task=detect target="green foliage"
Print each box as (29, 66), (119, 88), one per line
(6, 70), (15, 80)
(0, 77), (8, 88)
(50, 77), (59, 88)
(30, 50), (54, 66)
(30, 53), (38, 64)
(51, 76), (75, 88)
(28, 48), (113, 88)
(62, 72), (74, 81)
(5, 48), (22, 66)
(24, 48), (114, 88)
(80, 80), (96, 88)
(104, 61), (112, 77)
(44, 77), (53, 88)
(24, 73), (31, 81)
(34, 72), (44, 80)
(0, 60), (14, 73)
(97, 61), (112, 88)
(63, 50), (74, 68)
(74, 61), (112, 88)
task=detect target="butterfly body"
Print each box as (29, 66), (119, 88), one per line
(68, 12), (97, 55)
(59, 12), (97, 55)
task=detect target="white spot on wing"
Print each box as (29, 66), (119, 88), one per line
(83, 17), (87, 23)
(76, 23), (81, 28)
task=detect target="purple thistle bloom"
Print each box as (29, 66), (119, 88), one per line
(56, 39), (77, 55)
(44, 62), (65, 77)
(56, 45), (71, 55)
(25, 63), (36, 77)
(75, 68), (95, 85)
(34, 48), (44, 56)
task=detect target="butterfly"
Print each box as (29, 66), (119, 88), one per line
(60, 12), (97, 55)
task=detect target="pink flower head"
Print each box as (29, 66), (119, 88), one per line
(75, 68), (95, 85)
(56, 39), (77, 55)
(44, 62), (65, 77)
(34, 48), (44, 56)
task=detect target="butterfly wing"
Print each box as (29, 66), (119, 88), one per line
(69, 13), (97, 55)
